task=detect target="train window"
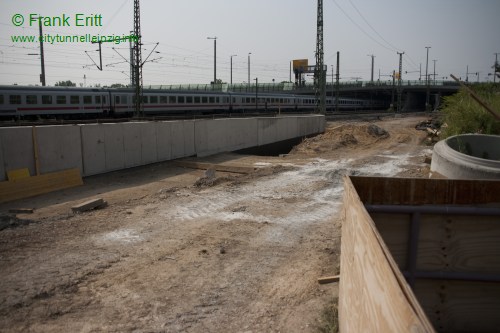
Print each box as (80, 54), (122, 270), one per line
(95, 96), (101, 104)
(70, 96), (79, 104)
(251, 98), (255, 103)
(209, 97), (215, 103)
(160, 96), (167, 103)
(83, 96), (92, 104)
(42, 95), (52, 104)
(0, 95), (3, 104)
(26, 95), (37, 104)
(115, 96), (120, 104)
(9, 95), (21, 104)
(103, 96), (106, 103)
(194, 96), (200, 103)
(150, 96), (158, 103)
(56, 96), (66, 104)
(142, 96), (148, 103)
(186, 96), (193, 103)
(169, 96), (176, 103)
(232, 98), (236, 103)
(217, 97), (221, 104)
(202, 96), (208, 103)
(178, 96), (185, 103)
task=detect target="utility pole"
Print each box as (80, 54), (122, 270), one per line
(368, 54), (375, 83)
(425, 46), (430, 111)
(336, 51), (340, 113)
(133, 0), (143, 117)
(433, 59), (437, 85)
(397, 52), (404, 113)
(129, 30), (135, 86)
(38, 19), (46, 86)
(230, 55), (237, 85)
(255, 77), (258, 111)
(314, 0), (326, 114)
(331, 65), (334, 111)
(494, 53), (498, 83)
(248, 52), (251, 88)
(207, 37), (217, 86)
(391, 70), (395, 110)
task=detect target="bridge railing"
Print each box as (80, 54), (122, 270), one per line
(142, 80), (460, 93)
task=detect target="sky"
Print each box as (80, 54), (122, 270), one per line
(1, 0), (499, 87)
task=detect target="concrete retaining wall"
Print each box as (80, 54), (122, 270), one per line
(0, 115), (325, 180)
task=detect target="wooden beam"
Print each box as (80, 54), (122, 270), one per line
(450, 74), (500, 121)
(318, 275), (340, 284)
(173, 160), (258, 174)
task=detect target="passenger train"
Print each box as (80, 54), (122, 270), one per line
(0, 86), (380, 119)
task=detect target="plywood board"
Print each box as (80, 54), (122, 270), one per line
(340, 176), (435, 333)
(0, 168), (83, 203)
(350, 176), (500, 205)
(414, 280), (500, 333)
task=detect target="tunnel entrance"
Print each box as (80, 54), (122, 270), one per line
(234, 136), (305, 156)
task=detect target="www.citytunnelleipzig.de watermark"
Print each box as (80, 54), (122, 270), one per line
(10, 13), (138, 45)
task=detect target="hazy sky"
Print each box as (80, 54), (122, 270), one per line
(1, 0), (499, 86)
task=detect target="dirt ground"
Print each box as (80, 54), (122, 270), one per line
(0, 116), (431, 333)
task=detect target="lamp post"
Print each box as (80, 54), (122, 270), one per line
(248, 52), (252, 88)
(207, 37), (217, 85)
(230, 54), (237, 85)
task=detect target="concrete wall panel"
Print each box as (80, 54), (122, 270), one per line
(226, 118), (258, 151)
(156, 121), (172, 161)
(80, 124), (106, 176)
(171, 121), (195, 159)
(36, 125), (83, 175)
(277, 117), (298, 142)
(194, 120), (209, 156)
(123, 123), (142, 168)
(257, 118), (278, 146)
(140, 122), (158, 165)
(183, 121), (196, 157)
(103, 123), (125, 172)
(0, 135), (5, 181)
(0, 127), (34, 180)
(170, 121), (185, 159)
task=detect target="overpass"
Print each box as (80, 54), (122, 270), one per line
(143, 80), (461, 112)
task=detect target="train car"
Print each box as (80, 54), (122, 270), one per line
(0, 85), (380, 119)
(0, 86), (110, 118)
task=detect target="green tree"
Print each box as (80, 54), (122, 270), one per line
(110, 83), (126, 88)
(55, 80), (76, 87)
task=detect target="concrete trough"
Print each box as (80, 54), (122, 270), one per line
(0, 115), (325, 180)
(431, 134), (500, 179)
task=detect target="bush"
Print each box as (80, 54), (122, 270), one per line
(441, 83), (500, 138)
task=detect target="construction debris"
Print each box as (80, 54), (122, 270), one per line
(71, 198), (107, 213)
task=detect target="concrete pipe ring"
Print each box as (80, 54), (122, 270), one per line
(431, 134), (500, 179)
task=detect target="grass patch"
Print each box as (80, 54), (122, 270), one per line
(315, 297), (339, 333)
(440, 83), (500, 139)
